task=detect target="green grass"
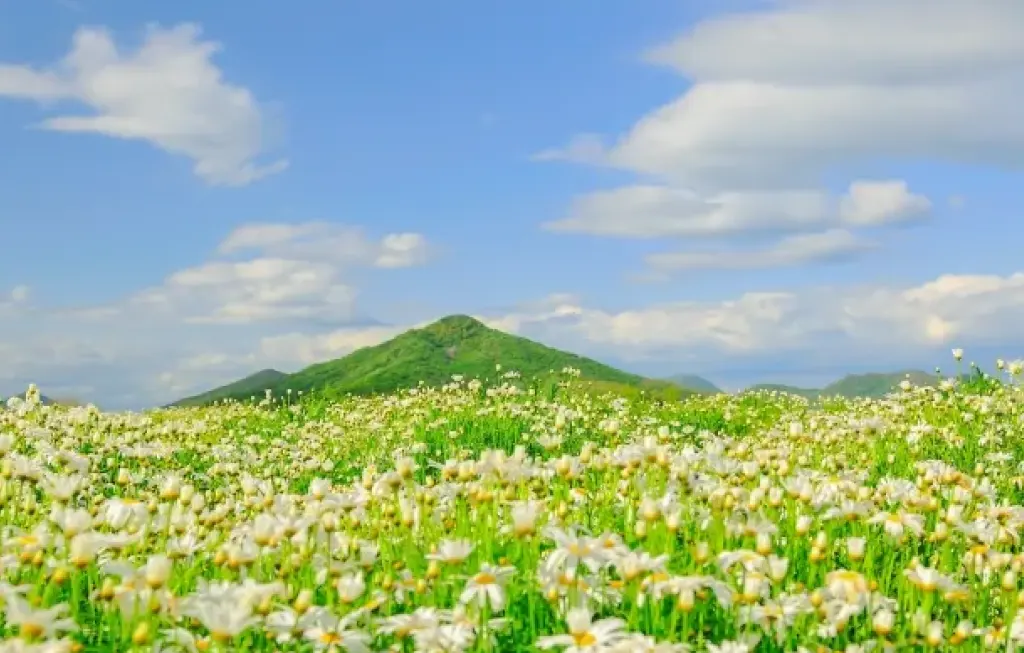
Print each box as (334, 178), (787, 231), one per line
(4, 364), (1024, 651)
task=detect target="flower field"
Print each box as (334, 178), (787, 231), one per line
(2, 364), (1024, 652)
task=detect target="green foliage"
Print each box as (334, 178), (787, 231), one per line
(747, 370), (942, 400)
(172, 315), (694, 407)
(171, 368), (288, 407)
(820, 370), (937, 398)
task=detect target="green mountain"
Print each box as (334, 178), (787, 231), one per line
(746, 370), (939, 399)
(172, 315), (692, 407)
(169, 369), (288, 408)
(665, 374), (722, 394)
(820, 370), (937, 398)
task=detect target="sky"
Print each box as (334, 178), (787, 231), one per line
(1, 0), (1023, 409)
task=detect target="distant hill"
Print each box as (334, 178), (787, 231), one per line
(745, 370), (939, 399)
(169, 369), (288, 407)
(665, 374), (722, 394)
(172, 315), (693, 407)
(820, 370), (937, 398)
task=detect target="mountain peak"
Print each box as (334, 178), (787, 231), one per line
(427, 314), (486, 329)
(418, 314), (489, 337)
(171, 313), (696, 406)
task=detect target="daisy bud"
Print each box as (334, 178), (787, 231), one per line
(795, 515), (812, 535)
(144, 555), (173, 589)
(676, 588), (695, 612)
(634, 520), (647, 539)
(293, 588), (313, 614)
(873, 609), (894, 636)
(846, 537), (866, 561)
(132, 622), (151, 646)
(693, 542), (710, 564)
(1002, 570), (1017, 592)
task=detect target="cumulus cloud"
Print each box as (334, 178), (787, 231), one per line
(258, 325), (407, 367)
(544, 186), (831, 238)
(0, 23), (286, 185)
(133, 258), (358, 326)
(839, 180), (933, 226)
(603, 0), (1024, 189)
(5, 268), (1024, 408)
(128, 222), (431, 325)
(216, 222), (430, 268)
(538, 0), (1011, 267)
(487, 271), (1024, 366)
(645, 229), (874, 272)
(545, 180), (930, 240)
(0, 221), (431, 408)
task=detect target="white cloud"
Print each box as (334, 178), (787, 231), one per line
(840, 180), (932, 226)
(0, 23), (286, 185)
(645, 229), (874, 272)
(532, 133), (608, 165)
(218, 222), (431, 269)
(375, 233), (431, 269)
(488, 270), (1024, 364)
(545, 178), (926, 274)
(5, 267), (1024, 408)
(599, 0), (1024, 190)
(130, 222), (431, 325)
(544, 186), (831, 238)
(537, 0), (1016, 267)
(138, 257), (358, 326)
(0, 220), (432, 408)
(643, 0), (1024, 87)
(546, 179), (930, 240)
(258, 325), (406, 366)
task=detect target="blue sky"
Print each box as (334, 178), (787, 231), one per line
(2, 0), (1023, 408)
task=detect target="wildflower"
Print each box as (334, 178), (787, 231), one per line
(904, 564), (957, 593)
(144, 554), (173, 589)
(509, 500), (543, 538)
(536, 606), (627, 651)
(303, 615), (372, 652)
(336, 573), (366, 604)
(460, 564), (515, 612)
(427, 539), (474, 565)
(846, 537), (867, 561)
(3, 596), (78, 640)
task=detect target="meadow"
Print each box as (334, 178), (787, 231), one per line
(2, 360), (1024, 652)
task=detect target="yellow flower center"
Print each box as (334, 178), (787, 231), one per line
(20, 623), (44, 639)
(320, 632), (342, 645)
(474, 572), (497, 585)
(572, 632), (597, 646)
